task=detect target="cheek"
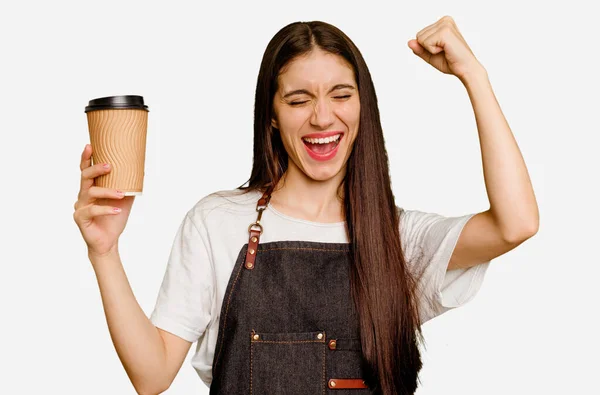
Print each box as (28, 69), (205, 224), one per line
(337, 102), (360, 126)
(277, 123), (303, 153)
(279, 109), (312, 133)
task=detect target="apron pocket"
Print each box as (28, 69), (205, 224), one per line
(327, 338), (371, 391)
(250, 330), (326, 395)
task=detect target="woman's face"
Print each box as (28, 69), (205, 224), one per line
(272, 48), (360, 182)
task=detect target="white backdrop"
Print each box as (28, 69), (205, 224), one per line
(1, 0), (597, 394)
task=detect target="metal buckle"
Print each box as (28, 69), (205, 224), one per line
(248, 221), (263, 234)
(249, 191), (270, 235)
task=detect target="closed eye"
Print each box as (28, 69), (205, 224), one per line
(289, 95), (352, 106)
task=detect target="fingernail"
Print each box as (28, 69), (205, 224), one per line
(113, 207), (122, 212)
(103, 163), (110, 169)
(116, 190), (124, 196)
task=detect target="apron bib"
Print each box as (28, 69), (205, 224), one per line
(210, 191), (373, 394)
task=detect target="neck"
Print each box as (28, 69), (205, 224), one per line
(269, 160), (346, 223)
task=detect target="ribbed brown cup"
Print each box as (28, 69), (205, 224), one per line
(85, 105), (148, 196)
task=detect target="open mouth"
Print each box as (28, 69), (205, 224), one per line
(301, 133), (343, 156)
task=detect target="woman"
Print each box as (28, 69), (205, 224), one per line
(73, 18), (538, 395)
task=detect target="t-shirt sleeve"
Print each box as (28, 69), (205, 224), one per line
(399, 208), (491, 324)
(150, 211), (214, 343)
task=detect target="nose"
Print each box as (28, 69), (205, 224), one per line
(309, 99), (335, 130)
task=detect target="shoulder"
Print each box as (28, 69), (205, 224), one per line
(398, 206), (472, 236)
(186, 188), (261, 228)
(397, 206), (474, 263)
(398, 206), (445, 229)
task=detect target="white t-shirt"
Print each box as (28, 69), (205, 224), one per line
(150, 188), (491, 388)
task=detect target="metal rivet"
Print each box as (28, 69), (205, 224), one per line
(330, 380), (336, 387)
(317, 333), (323, 340)
(328, 340), (336, 349)
(246, 262), (254, 268)
(253, 334), (259, 340)
(251, 236), (257, 243)
(249, 249), (255, 255)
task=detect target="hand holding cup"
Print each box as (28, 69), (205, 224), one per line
(73, 95), (149, 259)
(73, 144), (135, 259)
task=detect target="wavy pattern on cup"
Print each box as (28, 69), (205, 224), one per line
(86, 109), (148, 194)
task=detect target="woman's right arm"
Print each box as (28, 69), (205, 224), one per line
(91, 249), (191, 395)
(73, 144), (190, 394)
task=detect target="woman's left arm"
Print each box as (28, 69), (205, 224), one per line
(408, 16), (539, 270)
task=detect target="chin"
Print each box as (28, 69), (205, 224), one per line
(304, 164), (343, 182)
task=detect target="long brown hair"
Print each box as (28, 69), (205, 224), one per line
(238, 21), (424, 394)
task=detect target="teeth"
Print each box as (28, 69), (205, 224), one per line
(302, 134), (342, 144)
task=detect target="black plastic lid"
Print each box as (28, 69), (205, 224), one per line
(85, 95), (149, 112)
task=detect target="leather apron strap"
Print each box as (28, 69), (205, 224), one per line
(244, 189), (271, 270)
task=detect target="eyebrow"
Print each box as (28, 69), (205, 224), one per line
(282, 83), (356, 99)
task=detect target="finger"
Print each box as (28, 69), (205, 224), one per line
(75, 186), (124, 210)
(409, 40), (432, 64)
(415, 16), (444, 38)
(419, 29), (444, 55)
(416, 23), (436, 41)
(414, 24), (442, 61)
(80, 162), (111, 192)
(408, 39), (425, 53)
(75, 203), (122, 224)
(80, 144), (92, 171)
(88, 186), (125, 201)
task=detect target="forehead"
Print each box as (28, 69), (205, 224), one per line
(278, 49), (355, 89)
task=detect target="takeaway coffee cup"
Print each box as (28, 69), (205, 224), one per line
(85, 95), (149, 196)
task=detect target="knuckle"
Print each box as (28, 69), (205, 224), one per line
(87, 205), (96, 216)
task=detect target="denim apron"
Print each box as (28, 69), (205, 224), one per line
(210, 191), (374, 394)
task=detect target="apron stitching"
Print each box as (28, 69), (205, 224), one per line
(214, 247), (247, 371)
(250, 340), (253, 395)
(322, 339), (326, 395)
(260, 247), (348, 252)
(251, 339), (324, 344)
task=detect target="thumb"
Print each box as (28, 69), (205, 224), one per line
(408, 40), (430, 62)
